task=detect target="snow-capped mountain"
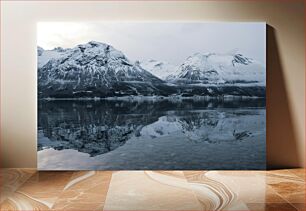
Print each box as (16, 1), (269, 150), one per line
(139, 59), (178, 80)
(168, 53), (265, 86)
(38, 41), (173, 98)
(38, 46), (71, 68)
(38, 42), (266, 98)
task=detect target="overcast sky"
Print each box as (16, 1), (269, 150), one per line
(37, 22), (266, 65)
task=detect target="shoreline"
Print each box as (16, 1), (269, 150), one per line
(38, 95), (266, 101)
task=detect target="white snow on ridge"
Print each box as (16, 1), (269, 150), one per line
(38, 47), (72, 68)
(38, 42), (265, 87)
(139, 59), (179, 80)
(172, 52), (266, 85)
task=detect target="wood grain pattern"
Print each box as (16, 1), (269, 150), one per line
(52, 171), (112, 210)
(0, 168), (304, 210)
(0, 169), (35, 204)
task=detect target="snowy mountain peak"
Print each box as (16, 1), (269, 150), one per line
(76, 41), (110, 53)
(169, 52), (265, 85)
(38, 41), (166, 98)
(38, 43), (265, 98)
(74, 41), (128, 62)
(184, 52), (252, 67)
(37, 46), (44, 56)
(139, 59), (178, 80)
(52, 47), (66, 52)
(232, 54), (253, 66)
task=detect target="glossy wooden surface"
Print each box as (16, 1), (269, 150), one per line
(0, 169), (304, 210)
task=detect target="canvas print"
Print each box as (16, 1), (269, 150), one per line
(37, 22), (266, 170)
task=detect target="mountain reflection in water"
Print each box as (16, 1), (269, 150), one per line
(38, 98), (266, 170)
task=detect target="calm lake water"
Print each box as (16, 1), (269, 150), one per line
(38, 98), (266, 170)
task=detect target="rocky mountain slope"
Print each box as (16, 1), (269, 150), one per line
(38, 41), (174, 98)
(167, 53), (265, 86)
(38, 42), (266, 98)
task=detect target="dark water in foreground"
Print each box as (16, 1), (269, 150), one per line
(37, 98), (266, 170)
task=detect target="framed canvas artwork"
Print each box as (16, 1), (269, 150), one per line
(37, 22), (266, 170)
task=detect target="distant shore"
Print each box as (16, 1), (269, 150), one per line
(38, 95), (266, 101)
